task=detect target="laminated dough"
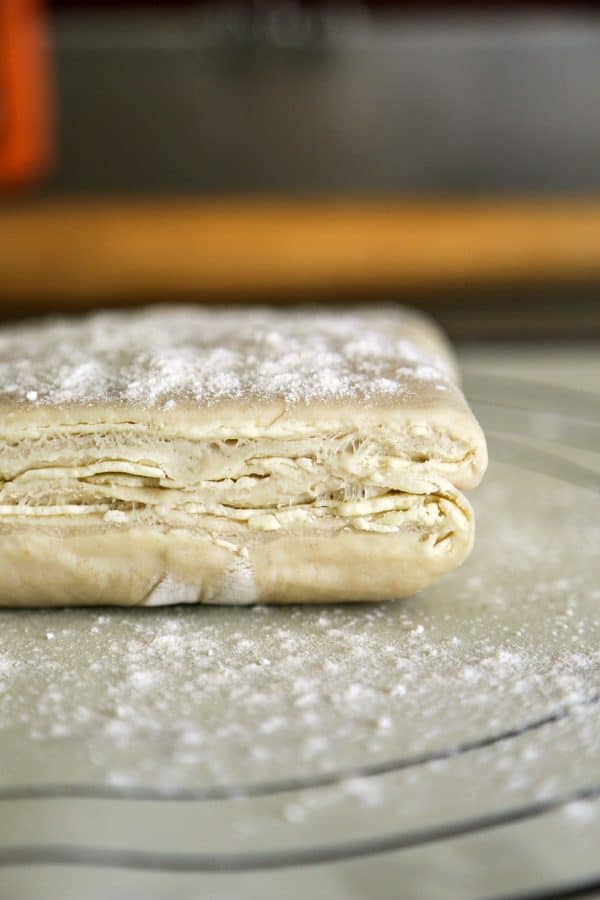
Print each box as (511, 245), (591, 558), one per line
(0, 306), (487, 606)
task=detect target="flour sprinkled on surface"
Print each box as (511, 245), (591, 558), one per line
(0, 469), (598, 812)
(0, 306), (457, 408)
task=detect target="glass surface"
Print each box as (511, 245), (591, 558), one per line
(0, 374), (598, 898)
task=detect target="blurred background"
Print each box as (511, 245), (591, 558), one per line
(2, 0), (600, 339)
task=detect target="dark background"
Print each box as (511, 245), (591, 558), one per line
(41, 2), (600, 195)
(4, 1), (600, 337)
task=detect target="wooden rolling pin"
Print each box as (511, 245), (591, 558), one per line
(1, 200), (600, 311)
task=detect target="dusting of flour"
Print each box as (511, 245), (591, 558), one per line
(0, 455), (597, 864)
(0, 306), (456, 408)
(0, 471), (598, 811)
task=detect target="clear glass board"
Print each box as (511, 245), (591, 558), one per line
(0, 372), (599, 900)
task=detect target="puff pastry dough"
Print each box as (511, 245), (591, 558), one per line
(0, 306), (486, 606)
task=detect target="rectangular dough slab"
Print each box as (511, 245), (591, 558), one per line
(0, 306), (487, 605)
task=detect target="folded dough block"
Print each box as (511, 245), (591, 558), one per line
(0, 306), (486, 606)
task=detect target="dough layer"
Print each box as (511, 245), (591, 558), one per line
(0, 306), (487, 605)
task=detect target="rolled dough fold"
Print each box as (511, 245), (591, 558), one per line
(0, 306), (487, 605)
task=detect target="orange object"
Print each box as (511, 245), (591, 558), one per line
(2, 200), (600, 309)
(0, 0), (51, 187)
